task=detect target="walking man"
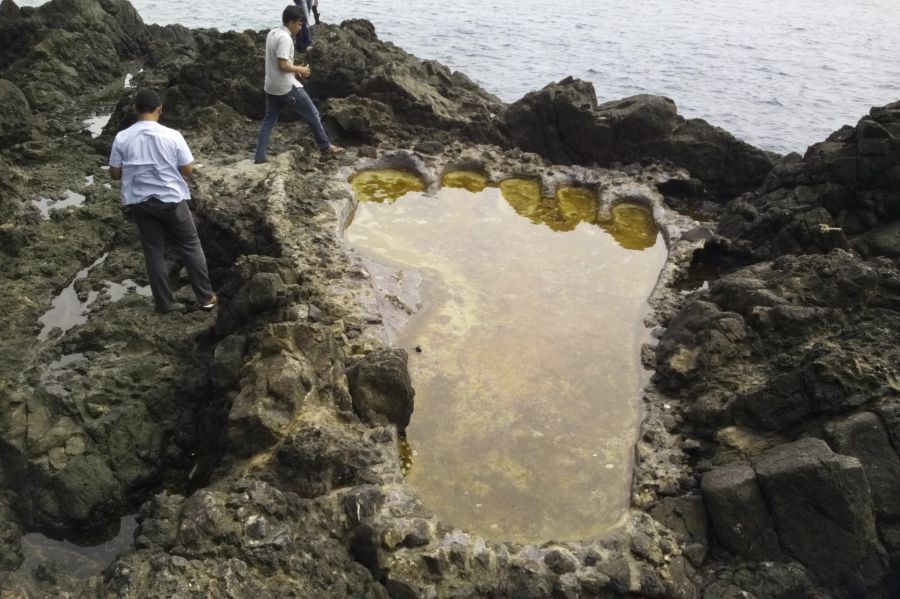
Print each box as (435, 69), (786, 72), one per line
(109, 88), (218, 314)
(254, 5), (344, 164)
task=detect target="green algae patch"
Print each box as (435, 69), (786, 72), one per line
(441, 170), (489, 193)
(347, 179), (666, 543)
(351, 169), (425, 203)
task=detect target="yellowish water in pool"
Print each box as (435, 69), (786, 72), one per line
(347, 170), (666, 542)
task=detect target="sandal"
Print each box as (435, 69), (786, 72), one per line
(323, 145), (346, 156)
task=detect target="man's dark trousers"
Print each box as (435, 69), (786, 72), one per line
(132, 198), (213, 312)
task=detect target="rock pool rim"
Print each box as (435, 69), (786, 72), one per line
(338, 148), (705, 545)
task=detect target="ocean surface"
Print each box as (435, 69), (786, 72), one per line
(20, 0), (900, 154)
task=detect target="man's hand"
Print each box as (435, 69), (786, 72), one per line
(277, 57), (311, 78)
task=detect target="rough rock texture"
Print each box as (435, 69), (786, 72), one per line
(0, 0), (148, 110)
(716, 101), (900, 261)
(753, 438), (885, 592)
(503, 78), (776, 193)
(347, 349), (415, 430)
(2, 0), (899, 596)
(0, 78), (30, 148)
(701, 463), (781, 562)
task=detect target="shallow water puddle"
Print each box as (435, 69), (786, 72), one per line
(37, 255), (152, 341)
(32, 190), (87, 219)
(18, 514), (137, 578)
(347, 170), (666, 542)
(83, 113), (112, 138)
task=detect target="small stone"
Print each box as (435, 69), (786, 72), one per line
(65, 435), (86, 456)
(48, 447), (68, 470)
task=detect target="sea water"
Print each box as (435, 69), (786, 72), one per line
(14, 0), (900, 154)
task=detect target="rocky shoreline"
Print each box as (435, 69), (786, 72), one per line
(1, 0), (899, 597)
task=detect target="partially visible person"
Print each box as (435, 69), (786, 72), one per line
(293, 0), (314, 51)
(254, 5), (344, 164)
(109, 88), (218, 314)
(311, 0), (320, 24)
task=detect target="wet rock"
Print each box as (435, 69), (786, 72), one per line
(543, 548), (579, 574)
(347, 349), (414, 431)
(752, 438), (886, 592)
(0, 79), (31, 148)
(700, 462), (781, 561)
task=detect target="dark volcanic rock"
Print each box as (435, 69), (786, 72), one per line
(273, 423), (385, 498)
(0, 78), (31, 148)
(346, 349), (414, 431)
(227, 321), (347, 456)
(752, 438), (886, 593)
(503, 77), (775, 192)
(701, 462), (782, 561)
(656, 250), (900, 432)
(0, 495), (22, 571)
(151, 19), (506, 147)
(716, 100), (900, 262)
(100, 481), (389, 598)
(0, 0), (148, 109)
(825, 411), (900, 523)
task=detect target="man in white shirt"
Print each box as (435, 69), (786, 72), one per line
(109, 89), (217, 314)
(253, 5), (344, 164)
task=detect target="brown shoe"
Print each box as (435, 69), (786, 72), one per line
(201, 294), (218, 310)
(322, 144), (346, 156)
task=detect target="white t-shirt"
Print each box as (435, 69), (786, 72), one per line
(264, 25), (302, 95)
(109, 121), (193, 205)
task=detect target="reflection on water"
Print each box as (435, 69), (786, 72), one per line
(499, 178), (659, 249)
(351, 169), (425, 203)
(32, 190), (87, 219)
(442, 170), (489, 193)
(346, 169), (666, 542)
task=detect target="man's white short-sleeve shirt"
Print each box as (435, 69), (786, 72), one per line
(109, 121), (194, 205)
(264, 25), (302, 95)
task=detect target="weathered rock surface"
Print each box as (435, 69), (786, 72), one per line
(0, 78), (30, 148)
(347, 349), (415, 430)
(0, 0), (148, 110)
(716, 101), (900, 261)
(2, 0), (899, 596)
(503, 78), (776, 193)
(753, 438), (885, 592)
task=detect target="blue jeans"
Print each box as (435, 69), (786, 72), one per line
(254, 87), (330, 163)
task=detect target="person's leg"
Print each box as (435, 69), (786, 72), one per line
(254, 93), (285, 164)
(288, 87), (331, 151)
(311, 0), (320, 24)
(164, 201), (214, 304)
(298, 22), (312, 51)
(132, 200), (177, 312)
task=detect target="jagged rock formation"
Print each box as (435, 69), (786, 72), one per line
(503, 77), (777, 194)
(1, 0), (899, 596)
(715, 101), (900, 260)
